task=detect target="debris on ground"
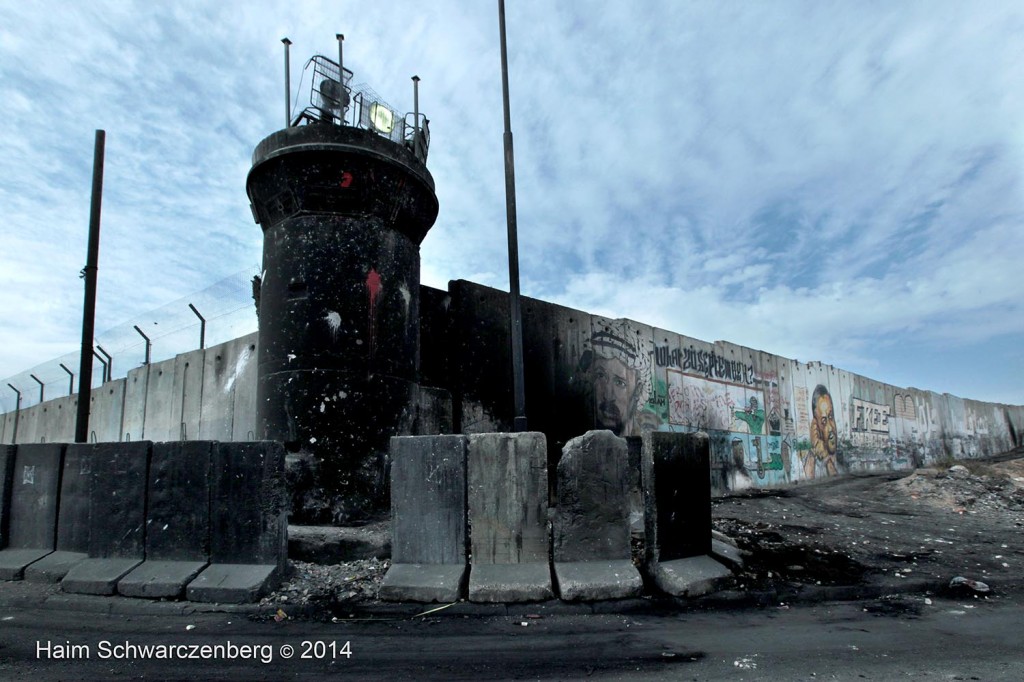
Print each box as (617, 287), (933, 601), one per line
(260, 558), (389, 611)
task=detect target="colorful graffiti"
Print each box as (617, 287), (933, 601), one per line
(667, 371), (764, 432)
(806, 384), (839, 478)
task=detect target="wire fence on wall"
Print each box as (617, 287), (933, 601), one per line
(0, 265), (261, 414)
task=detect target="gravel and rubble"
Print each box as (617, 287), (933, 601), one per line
(259, 449), (1024, 616)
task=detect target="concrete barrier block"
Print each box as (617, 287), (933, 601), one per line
(553, 430), (632, 562)
(121, 366), (149, 442)
(0, 445), (16, 547)
(553, 560), (642, 601)
(61, 558), (143, 595)
(24, 444), (94, 582)
(230, 334), (258, 442)
(390, 435), (467, 565)
(0, 548), (54, 580)
(146, 441), (212, 561)
(467, 432), (549, 564)
(118, 560), (207, 599)
(7, 443), (63, 550)
(141, 359), (175, 441)
(87, 442), (151, 559)
(170, 349), (205, 442)
(88, 379), (126, 443)
(24, 551), (88, 583)
(468, 563), (553, 603)
(378, 563), (467, 603)
(209, 441), (287, 569)
(186, 563), (278, 604)
(642, 431), (711, 564)
(652, 555), (732, 598)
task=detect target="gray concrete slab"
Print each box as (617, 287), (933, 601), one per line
(8, 443), (63, 550)
(230, 334), (259, 441)
(710, 538), (746, 571)
(467, 432), (548, 565)
(379, 563), (466, 603)
(88, 379), (126, 443)
(88, 442), (149, 559)
(55, 445), (92, 555)
(170, 349), (205, 442)
(0, 445), (15, 547)
(61, 557), (142, 595)
(23, 551), (87, 583)
(120, 365), (149, 442)
(390, 435), (467, 565)
(652, 555), (733, 598)
(186, 563), (278, 604)
(118, 560), (208, 599)
(468, 562), (553, 603)
(642, 431), (712, 564)
(146, 441), (211, 561)
(553, 430), (632, 563)
(553, 560), (643, 602)
(141, 358), (175, 441)
(0, 548), (53, 580)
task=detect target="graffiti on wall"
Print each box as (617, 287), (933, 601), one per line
(805, 384), (839, 478)
(893, 393), (916, 421)
(577, 320), (657, 437)
(754, 370), (785, 435)
(851, 397), (891, 447)
(667, 371), (764, 432)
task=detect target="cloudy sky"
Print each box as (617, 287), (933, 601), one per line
(0, 0), (1021, 412)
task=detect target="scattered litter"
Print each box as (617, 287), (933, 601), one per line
(949, 577), (990, 593)
(734, 656), (758, 670)
(924, 598), (932, 605)
(185, 624), (196, 631)
(274, 608), (288, 622)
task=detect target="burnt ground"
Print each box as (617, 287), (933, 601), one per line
(712, 448), (1024, 599)
(259, 449), (1024, 618)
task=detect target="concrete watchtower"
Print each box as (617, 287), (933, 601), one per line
(246, 45), (438, 523)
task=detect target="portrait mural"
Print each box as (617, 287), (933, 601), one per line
(806, 384), (839, 478)
(577, 320), (655, 437)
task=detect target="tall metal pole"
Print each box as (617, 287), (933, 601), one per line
(60, 363), (74, 395)
(75, 130), (105, 444)
(498, 0), (527, 432)
(30, 374), (44, 403)
(7, 385), (20, 444)
(336, 33), (345, 124)
(282, 38), (292, 128)
(188, 303), (206, 349)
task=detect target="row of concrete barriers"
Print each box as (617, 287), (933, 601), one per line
(381, 430), (737, 603)
(0, 441), (287, 603)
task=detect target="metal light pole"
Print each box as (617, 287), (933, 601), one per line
(75, 129), (105, 444)
(498, 0), (527, 432)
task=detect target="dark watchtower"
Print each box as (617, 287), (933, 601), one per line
(246, 42), (438, 523)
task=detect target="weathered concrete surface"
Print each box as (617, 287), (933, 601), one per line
(467, 432), (549, 565)
(229, 333), (258, 441)
(7, 444), (62, 551)
(118, 560), (207, 599)
(0, 445), (15, 547)
(390, 435), (467, 565)
(199, 337), (256, 441)
(0, 548), (52, 580)
(140, 358), (175, 441)
(710, 538), (746, 571)
(24, 444), (93, 582)
(642, 431), (712, 565)
(23, 551), (87, 583)
(87, 442), (150, 560)
(61, 558), (142, 595)
(145, 441), (211, 561)
(382, 435), (468, 602)
(553, 430), (632, 562)
(36, 395), (76, 444)
(121, 365), (149, 442)
(186, 563), (278, 604)
(467, 432), (551, 603)
(553, 560), (643, 601)
(288, 524), (390, 563)
(88, 379), (126, 443)
(378, 563), (466, 603)
(468, 563), (554, 603)
(189, 442), (288, 603)
(652, 555), (733, 598)
(170, 349), (205, 442)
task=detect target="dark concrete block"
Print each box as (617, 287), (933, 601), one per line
(8, 444), (64, 550)
(0, 547), (53, 580)
(186, 563), (278, 604)
(0, 445), (16, 548)
(118, 560), (208, 599)
(147, 441), (212, 561)
(210, 442), (288, 570)
(642, 431), (711, 564)
(469, 563), (553, 603)
(61, 557), (143, 595)
(88, 442), (151, 559)
(652, 555), (732, 598)
(390, 435), (467, 565)
(56, 445), (93, 554)
(553, 431), (631, 563)
(467, 432), (548, 564)
(24, 551), (88, 583)
(379, 563), (466, 603)
(553, 560), (643, 601)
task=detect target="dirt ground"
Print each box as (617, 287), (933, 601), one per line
(262, 449), (1024, 616)
(712, 448), (1024, 596)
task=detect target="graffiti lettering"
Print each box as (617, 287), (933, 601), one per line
(852, 398), (890, 435)
(670, 345), (755, 385)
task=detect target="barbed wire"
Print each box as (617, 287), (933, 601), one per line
(1, 265), (261, 414)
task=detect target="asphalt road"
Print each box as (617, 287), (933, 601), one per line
(1, 595), (1021, 680)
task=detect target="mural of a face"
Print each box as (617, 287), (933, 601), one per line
(808, 384), (838, 476)
(579, 321), (652, 437)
